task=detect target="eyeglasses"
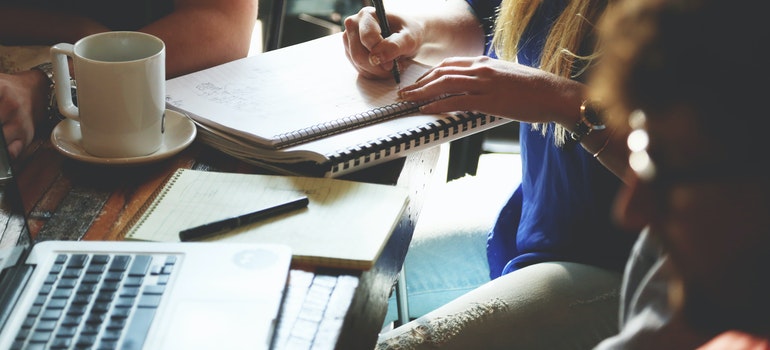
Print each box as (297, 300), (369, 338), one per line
(627, 110), (656, 183)
(626, 109), (760, 187)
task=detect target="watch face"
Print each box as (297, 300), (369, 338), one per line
(581, 100), (606, 130)
(571, 119), (593, 141)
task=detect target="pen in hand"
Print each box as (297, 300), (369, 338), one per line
(371, 0), (401, 84)
(179, 196), (309, 241)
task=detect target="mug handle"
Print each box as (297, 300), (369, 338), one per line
(50, 44), (79, 121)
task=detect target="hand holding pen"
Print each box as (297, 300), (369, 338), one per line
(370, 0), (401, 84)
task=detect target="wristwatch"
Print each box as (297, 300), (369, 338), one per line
(570, 99), (606, 141)
(31, 62), (68, 127)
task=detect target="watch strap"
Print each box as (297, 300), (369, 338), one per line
(32, 62), (68, 127)
(570, 99), (606, 141)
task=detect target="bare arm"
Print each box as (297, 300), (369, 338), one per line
(0, 0), (258, 78)
(0, 7), (108, 45)
(397, 55), (631, 180)
(388, 0), (486, 63)
(142, 0), (258, 78)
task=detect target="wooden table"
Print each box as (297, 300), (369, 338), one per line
(10, 135), (440, 349)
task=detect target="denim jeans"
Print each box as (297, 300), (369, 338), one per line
(379, 261), (623, 350)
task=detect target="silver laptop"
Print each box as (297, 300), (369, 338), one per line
(0, 130), (292, 350)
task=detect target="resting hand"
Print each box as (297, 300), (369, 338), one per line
(0, 70), (48, 159)
(398, 56), (584, 125)
(342, 6), (422, 80)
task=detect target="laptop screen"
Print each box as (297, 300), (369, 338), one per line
(0, 129), (35, 333)
(0, 130), (32, 269)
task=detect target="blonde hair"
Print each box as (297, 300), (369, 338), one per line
(491, 0), (609, 146)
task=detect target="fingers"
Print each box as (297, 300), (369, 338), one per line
(1, 123), (25, 160)
(0, 104), (34, 160)
(417, 94), (479, 114)
(0, 73), (38, 159)
(342, 7), (403, 80)
(399, 59), (481, 101)
(404, 73), (476, 97)
(411, 57), (478, 85)
(6, 138), (22, 160)
(398, 75), (486, 116)
(396, 57), (504, 115)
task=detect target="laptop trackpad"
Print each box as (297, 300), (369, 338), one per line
(160, 300), (274, 349)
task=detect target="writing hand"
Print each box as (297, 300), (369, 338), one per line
(342, 6), (418, 80)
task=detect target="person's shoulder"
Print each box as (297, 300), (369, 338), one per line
(697, 331), (770, 350)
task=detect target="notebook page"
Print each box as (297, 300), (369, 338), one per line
(125, 169), (409, 269)
(165, 34), (431, 148)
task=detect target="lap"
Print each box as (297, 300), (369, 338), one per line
(377, 261), (623, 350)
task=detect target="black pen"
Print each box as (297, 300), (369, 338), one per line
(179, 196), (309, 241)
(371, 0), (401, 84)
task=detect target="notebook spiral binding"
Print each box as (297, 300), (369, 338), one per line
(273, 100), (424, 149)
(122, 169), (184, 240)
(327, 112), (504, 174)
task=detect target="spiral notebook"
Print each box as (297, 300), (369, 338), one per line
(123, 168), (409, 270)
(165, 33), (510, 177)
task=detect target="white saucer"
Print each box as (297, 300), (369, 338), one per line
(51, 109), (197, 166)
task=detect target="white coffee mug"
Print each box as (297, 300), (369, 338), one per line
(51, 31), (165, 158)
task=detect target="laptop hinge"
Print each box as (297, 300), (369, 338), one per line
(0, 264), (34, 331)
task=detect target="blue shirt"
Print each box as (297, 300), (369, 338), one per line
(467, 0), (636, 279)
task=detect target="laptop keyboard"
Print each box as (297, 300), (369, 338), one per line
(11, 253), (176, 350)
(273, 270), (359, 350)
